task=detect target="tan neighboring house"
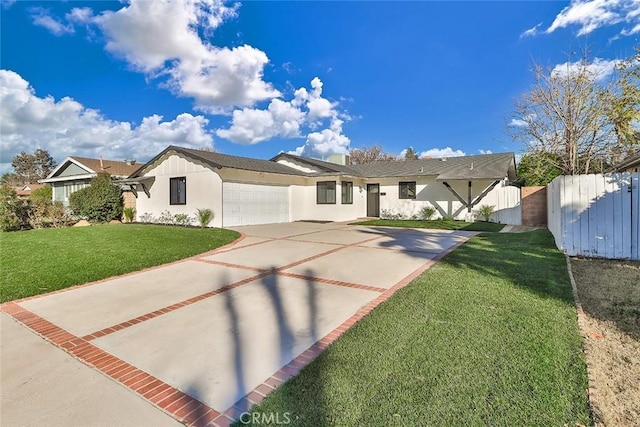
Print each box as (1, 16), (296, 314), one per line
(15, 183), (45, 199)
(40, 157), (140, 210)
(611, 154), (640, 173)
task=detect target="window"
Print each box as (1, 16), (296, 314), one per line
(317, 181), (336, 204)
(341, 181), (353, 204)
(170, 177), (186, 205)
(399, 181), (416, 199)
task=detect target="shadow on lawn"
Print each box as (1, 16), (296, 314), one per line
(359, 226), (574, 304)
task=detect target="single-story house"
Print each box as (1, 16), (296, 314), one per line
(610, 153), (640, 173)
(125, 145), (519, 228)
(40, 157), (140, 208)
(15, 183), (45, 199)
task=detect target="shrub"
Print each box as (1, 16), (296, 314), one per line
(139, 212), (155, 223)
(196, 208), (214, 228)
(476, 204), (495, 222)
(419, 205), (436, 220)
(0, 185), (28, 231)
(123, 207), (135, 223)
(173, 213), (192, 226)
(157, 210), (174, 225)
(69, 173), (123, 223)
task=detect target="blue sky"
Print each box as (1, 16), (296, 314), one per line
(1, 0), (639, 173)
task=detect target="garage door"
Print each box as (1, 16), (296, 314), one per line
(222, 182), (290, 226)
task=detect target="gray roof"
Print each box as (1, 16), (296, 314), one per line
(349, 153), (516, 180)
(130, 146), (310, 177)
(131, 146), (516, 181)
(610, 153), (640, 172)
(271, 153), (362, 176)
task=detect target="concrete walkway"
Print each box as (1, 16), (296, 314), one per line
(1, 222), (474, 426)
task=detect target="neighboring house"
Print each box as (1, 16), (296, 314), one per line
(15, 183), (45, 199)
(40, 157), (140, 207)
(127, 146), (518, 228)
(610, 153), (640, 173)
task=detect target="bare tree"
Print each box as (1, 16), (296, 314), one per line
(349, 145), (395, 165)
(510, 56), (616, 175)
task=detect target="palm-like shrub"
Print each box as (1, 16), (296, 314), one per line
(196, 208), (214, 228)
(420, 205), (437, 220)
(476, 204), (495, 222)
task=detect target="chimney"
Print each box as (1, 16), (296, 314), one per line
(125, 159), (136, 166)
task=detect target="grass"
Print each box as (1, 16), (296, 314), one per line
(0, 224), (239, 302)
(238, 230), (591, 426)
(350, 219), (505, 232)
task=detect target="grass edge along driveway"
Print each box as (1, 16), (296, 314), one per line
(238, 230), (591, 426)
(351, 219), (505, 232)
(0, 224), (240, 303)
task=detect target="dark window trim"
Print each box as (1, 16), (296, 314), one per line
(317, 181), (336, 204)
(341, 181), (353, 204)
(399, 181), (416, 199)
(170, 176), (187, 205)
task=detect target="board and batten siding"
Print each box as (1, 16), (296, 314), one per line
(134, 154), (223, 227)
(547, 173), (640, 260)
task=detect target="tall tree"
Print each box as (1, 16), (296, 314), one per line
(510, 56), (615, 175)
(349, 145), (395, 165)
(11, 149), (57, 184)
(404, 147), (419, 160)
(599, 49), (640, 164)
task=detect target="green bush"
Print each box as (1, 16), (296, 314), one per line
(196, 208), (214, 228)
(476, 204), (495, 222)
(0, 185), (28, 231)
(419, 205), (436, 220)
(123, 207), (135, 223)
(69, 173), (123, 223)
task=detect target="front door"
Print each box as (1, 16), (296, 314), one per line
(367, 184), (380, 217)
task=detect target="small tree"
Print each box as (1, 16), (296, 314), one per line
(516, 152), (563, 186)
(69, 173), (123, 223)
(404, 147), (419, 160)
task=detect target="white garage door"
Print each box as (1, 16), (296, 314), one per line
(222, 182), (290, 226)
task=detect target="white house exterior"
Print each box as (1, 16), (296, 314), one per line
(127, 146), (519, 227)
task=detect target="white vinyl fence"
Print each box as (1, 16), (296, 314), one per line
(487, 184), (522, 225)
(547, 173), (640, 260)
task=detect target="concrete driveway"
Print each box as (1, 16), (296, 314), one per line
(1, 222), (474, 426)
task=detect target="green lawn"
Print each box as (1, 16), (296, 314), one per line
(239, 230), (591, 426)
(350, 219), (505, 232)
(0, 224), (239, 302)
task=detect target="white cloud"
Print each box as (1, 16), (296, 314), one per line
(43, 0), (278, 112)
(0, 70), (214, 173)
(419, 147), (466, 158)
(292, 118), (350, 158)
(520, 22), (542, 38)
(216, 98), (305, 144)
(30, 7), (74, 36)
(551, 57), (621, 82)
(509, 118), (529, 127)
(479, 149), (493, 155)
(544, 0), (640, 36)
(217, 77), (351, 156)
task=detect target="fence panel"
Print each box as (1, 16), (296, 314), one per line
(547, 173), (639, 260)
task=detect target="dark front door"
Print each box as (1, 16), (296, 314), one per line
(367, 184), (380, 217)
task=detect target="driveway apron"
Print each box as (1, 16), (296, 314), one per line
(1, 222), (475, 426)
